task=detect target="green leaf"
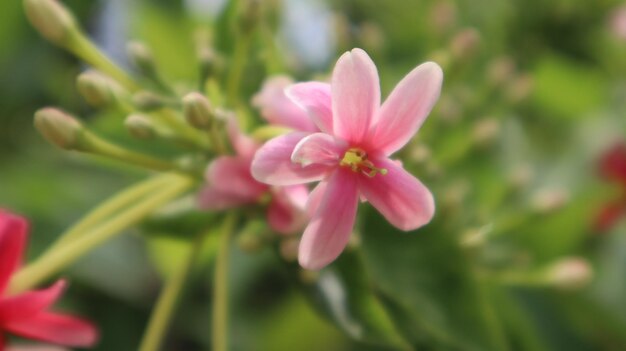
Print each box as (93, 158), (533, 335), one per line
(358, 206), (509, 351)
(531, 54), (609, 119)
(286, 247), (411, 350)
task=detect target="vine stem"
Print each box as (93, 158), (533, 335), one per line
(473, 270), (511, 351)
(9, 174), (194, 294)
(68, 32), (139, 91)
(139, 233), (207, 351)
(80, 131), (179, 172)
(49, 175), (173, 251)
(226, 35), (251, 107)
(212, 213), (237, 351)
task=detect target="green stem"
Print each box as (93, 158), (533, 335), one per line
(67, 32), (139, 92)
(260, 25), (283, 75)
(212, 213), (237, 351)
(154, 110), (212, 151)
(208, 125), (227, 155)
(79, 131), (178, 172)
(9, 174), (194, 294)
(473, 272), (511, 351)
(226, 35), (251, 107)
(139, 233), (207, 351)
(49, 175), (172, 250)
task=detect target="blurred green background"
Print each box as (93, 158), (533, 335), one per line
(2, 0), (626, 350)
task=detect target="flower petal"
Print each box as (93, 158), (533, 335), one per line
(593, 200), (626, 232)
(197, 187), (256, 210)
(305, 181), (327, 218)
(286, 82), (332, 133)
(267, 200), (294, 234)
(206, 156), (267, 200)
(267, 201), (299, 235)
(370, 62), (443, 155)
(226, 118), (259, 159)
(299, 170), (359, 270)
(0, 210), (27, 294)
(251, 132), (331, 185)
(7, 344), (69, 351)
(252, 76), (319, 132)
(267, 185), (308, 234)
(5, 312), (98, 347)
(291, 133), (347, 167)
(359, 158), (434, 230)
(280, 185), (309, 210)
(331, 48), (380, 144)
(0, 280), (66, 322)
(599, 142), (626, 185)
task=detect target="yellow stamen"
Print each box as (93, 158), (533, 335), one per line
(339, 148), (387, 177)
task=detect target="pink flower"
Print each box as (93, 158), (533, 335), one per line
(252, 75), (319, 133)
(0, 210), (98, 349)
(7, 345), (68, 351)
(251, 48), (443, 269)
(593, 142), (626, 233)
(610, 5), (626, 41)
(198, 119), (308, 234)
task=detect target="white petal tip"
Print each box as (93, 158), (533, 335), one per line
(298, 254), (330, 270)
(420, 61), (444, 80)
(398, 200), (436, 232)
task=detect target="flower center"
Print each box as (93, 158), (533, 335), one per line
(339, 148), (387, 177)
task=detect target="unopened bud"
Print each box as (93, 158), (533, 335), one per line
(409, 144), (431, 163)
(299, 269), (319, 284)
(132, 91), (168, 111)
(460, 224), (492, 249)
(359, 22), (385, 53)
(436, 94), (460, 123)
(472, 117), (500, 146)
(198, 47), (218, 78)
(505, 74), (534, 103)
(236, 220), (268, 253)
(125, 114), (155, 139)
(237, 229), (264, 253)
(546, 257), (592, 290)
(487, 56), (516, 87)
(279, 238), (300, 262)
(24, 0), (77, 45)
(429, 2), (457, 34)
(194, 28), (223, 82)
(238, 0), (261, 34)
(34, 108), (82, 149)
(442, 180), (470, 208)
(508, 164), (534, 189)
(610, 5), (626, 41)
(450, 28), (481, 59)
(127, 41), (156, 76)
(425, 161), (443, 178)
(77, 70), (125, 107)
(183, 92), (213, 129)
(531, 187), (569, 213)
(333, 14), (352, 51)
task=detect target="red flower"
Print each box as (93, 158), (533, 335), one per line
(595, 143), (626, 232)
(0, 210), (98, 349)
